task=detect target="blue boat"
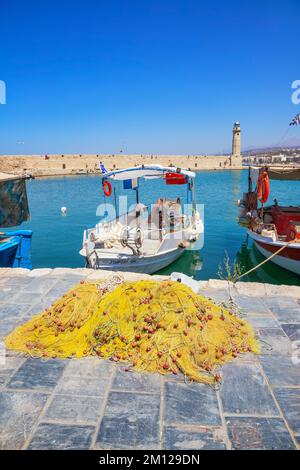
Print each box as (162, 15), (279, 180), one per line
(0, 230), (32, 269)
(0, 172), (33, 269)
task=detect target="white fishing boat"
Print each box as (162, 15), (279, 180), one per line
(79, 165), (203, 273)
(238, 166), (300, 276)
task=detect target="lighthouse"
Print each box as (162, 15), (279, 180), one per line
(232, 122), (241, 158)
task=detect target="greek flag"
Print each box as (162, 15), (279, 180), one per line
(99, 161), (107, 174)
(290, 112), (300, 126)
(123, 178), (138, 190)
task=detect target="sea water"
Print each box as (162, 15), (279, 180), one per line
(16, 170), (300, 285)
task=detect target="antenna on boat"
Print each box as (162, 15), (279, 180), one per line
(113, 187), (118, 220)
(248, 167), (252, 192)
(135, 184), (140, 219)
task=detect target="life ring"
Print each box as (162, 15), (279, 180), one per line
(103, 180), (112, 197)
(257, 171), (270, 204)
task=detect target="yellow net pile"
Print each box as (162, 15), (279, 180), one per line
(5, 280), (259, 384)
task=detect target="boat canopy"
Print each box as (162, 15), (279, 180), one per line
(267, 167), (300, 181)
(0, 173), (30, 228)
(102, 165), (196, 181)
(249, 166), (300, 182)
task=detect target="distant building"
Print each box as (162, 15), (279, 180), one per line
(271, 154), (287, 164)
(242, 151), (300, 166)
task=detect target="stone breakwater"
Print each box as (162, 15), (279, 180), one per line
(0, 154), (242, 177)
(0, 268), (299, 450)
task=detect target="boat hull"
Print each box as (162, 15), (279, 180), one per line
(0, 230), (33, 269)
(248, 229), (300, 276)
(84, 247), (185, 274)
(0, 237), (19, 268)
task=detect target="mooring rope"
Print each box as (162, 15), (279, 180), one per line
(235, 240), (294, 282)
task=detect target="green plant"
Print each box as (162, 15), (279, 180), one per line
(217, 251), (244, 282)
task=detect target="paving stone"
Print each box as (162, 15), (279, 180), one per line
(220, 363), (278, 415)
(273, 388), (300, 435)
(44, 394), (103, 424)
(258, 328), (292, 355)
(59, 274), (85, 282)
(2, 349), (26, 359)
(264, 297), (300, 322)
(87, 271), (150, 282)
(63, 357), (114, 378)
(12, 292), (43, 304)
(281, 323), (300, 341)
(0, 268), (29, 276)
(25, 278), (59, 294)
(28, 269), (52, 277)
(27, 423), (95, 450)
(24, 298), (54, 317)
(198, 280), (208, 290)
(202, 289), (230, 303)
(55, 375), (108, 397)
(234, 352), (259, 363)
(163, 381), (221, 426)
(7, 358), (66, 391)
(0, 303), (31, 320)
(226, 417), (296, 450)
(0, 391), (48, 449)
(207, 279), (231, 290)
(60, 268), (93, 277)
(111, 368), (160, 393)
(162, 426), (226, 450)
(277, 310), (300, 323)
(0, 356), (25, 387)
(0, 318), (25, 339)
(246, 315), (280, 328)
(96, 391), (160, 449)
(265, 284), (300, 298)
(260, 355), (300, 386)
(0, 288), (19, 303)
(234, 282), (267, 297)
(51, 268), (86, 276)
(232, 295), (270, 314)
(46, 278), (83, 298)
(0, 277), (32, 288)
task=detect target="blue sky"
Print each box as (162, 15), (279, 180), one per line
(0, 0), (299, 154)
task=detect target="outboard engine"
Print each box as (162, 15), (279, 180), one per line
(120, 226), (144, 255)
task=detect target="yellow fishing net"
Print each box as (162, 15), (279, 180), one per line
(4, 280), (259, 384)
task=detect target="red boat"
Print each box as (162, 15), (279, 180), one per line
(238, 166), (300, 276)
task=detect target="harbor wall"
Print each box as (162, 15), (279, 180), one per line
(0, 154), (242, 177)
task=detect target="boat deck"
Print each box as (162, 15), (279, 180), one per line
(94, 238), (161, 256)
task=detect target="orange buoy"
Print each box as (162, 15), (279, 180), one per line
(103, 180), (112, 197)
(257, 171), (270, 204)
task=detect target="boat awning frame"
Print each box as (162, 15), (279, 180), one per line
(102, 165), (196, 181)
